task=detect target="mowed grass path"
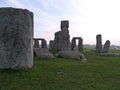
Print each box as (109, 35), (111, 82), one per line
(0, 50), (120, 90)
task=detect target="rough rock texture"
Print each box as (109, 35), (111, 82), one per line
(33, 38), (47, 49)
(103, 40), (110, 53)
(54, 20), (71, 52)
(0, 8), (33, 69)
(96, 34), (102, 53)
(34, 48), (55, 59)
(56, 51), (87, 62)
(61, 20), (69, 29)
(71, 37), (83, 51)
(34, 39), (40, 48)
(78, 37), (83, 51)
(71, 38), (76, 50)
(41, 39), (47, 48)
(49, 40), (54, 51)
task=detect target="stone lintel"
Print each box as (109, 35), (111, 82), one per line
(33, 38), (45, 40)
(73, 37), (82, 40)
(61, 20), (69, 29)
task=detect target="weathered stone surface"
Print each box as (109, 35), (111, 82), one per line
(103, 40), (110, 53)
(71, 37), (83, 51)
(78, 37), (83, 51)
(71, 38), (76, 50)
(57, 71), (64, 75)
(41, 39), (47, 48)
(0, 8), (33, 69)
(33, 38), (47, 49)
(61, 20), (69, 29)
(56, 51), (87, 62)
(96, 34), (102, 53)
(34, 39), (40, 48)
(49, 40), (54, 51)
(54, 20), (71, 52)
(34, 48), (55, 59)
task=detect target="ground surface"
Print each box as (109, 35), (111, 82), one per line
(0, 49), (120, 90)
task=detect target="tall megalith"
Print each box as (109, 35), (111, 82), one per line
(71, 38), (76, 50)
(96, 34), (102, 53)
(0, 8), (33, 69)
(78, 37), (83, 51)
(49, 40), (54, 51)
(41, 39), (47, 48)
(34, 39), (40, 48)
(54, 20), (70, 52)
(103, 40), (110, 53)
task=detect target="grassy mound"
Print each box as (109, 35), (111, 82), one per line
(0, 50), (120, 90)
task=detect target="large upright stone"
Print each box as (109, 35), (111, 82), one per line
(96, 34), (102, 53)
(54, 20), (71, 52)
(34, 39), (40, 48)
(103, 40), (110, 53)
(71, 37), (83, 51)
(49, 40), (54, 51)
(41, 39), (47, 48)
(0, 8), (33, 69)
(78, 37), (83, 51)
(61, 20), (69, 29)
(71, 38), (76, 50)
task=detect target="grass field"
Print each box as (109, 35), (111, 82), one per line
(0, 50), (120, 90)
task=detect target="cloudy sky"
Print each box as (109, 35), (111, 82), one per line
(0, 0), (120, 45)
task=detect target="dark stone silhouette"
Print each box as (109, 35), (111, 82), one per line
(34, 39), (40, 48)
(103, 40), (110, 53)
(96, 34), (102, 53)
(71, 37), (83, 51)
(49, 40), (54, 51)
(41, 39), (47, 48)
(78, 37), (83, 51)
(33, 38), (47, 49)
(71, 38), (76, 50)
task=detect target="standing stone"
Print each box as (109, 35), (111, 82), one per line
(78, 37), (83, 51)
(103, 40), (111, 53)
(0, 8), (33, 69)
(96, 34), (102, 53)
(71, 38), (76, 50)
(54, 20), (71, 52)
(34, 39), (40, 48)
(41, 39), (47, 48)
(49, 40), (54, 51)
(61, 20), (69, 29)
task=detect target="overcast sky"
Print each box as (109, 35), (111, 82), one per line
(0, 0), (120, 45)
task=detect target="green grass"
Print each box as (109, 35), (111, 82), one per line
(109, 49), (120, 53)
(0, 50), (120, 90)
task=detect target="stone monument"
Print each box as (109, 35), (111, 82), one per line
(41, 39), (47, 48)
(71, 38), (76, 50)
(0, 8), (33, 69)
(71, 37), (83, 51)
(49, 40), (54, 51)
(34, 39), (40, 48)
(96, 34), (102, 53)
(33, 38), (47, 49)
(103, 40), (110, 53)
(54, 20), (71, 52)
(78, 37), (83, 51)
